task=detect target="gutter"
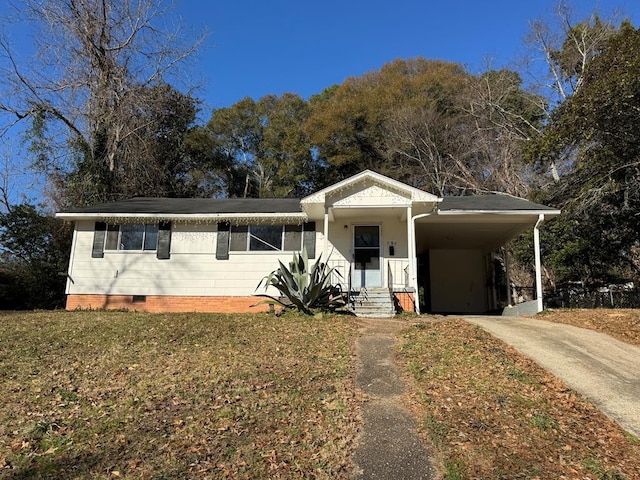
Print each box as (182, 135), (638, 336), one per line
(55, 212), (309, 223)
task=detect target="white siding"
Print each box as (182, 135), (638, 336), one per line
(67, 220), (323, 297)
(67, 216), (412, 298)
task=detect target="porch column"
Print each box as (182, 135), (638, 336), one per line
(407, 206), (419, 314)
(323, 206), (329, 260)
(534, 214), (545, 312)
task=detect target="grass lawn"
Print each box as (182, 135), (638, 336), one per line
(0, 311), (359, 479)
(2, 309), (640, 479)
(398, 315), (640, 479)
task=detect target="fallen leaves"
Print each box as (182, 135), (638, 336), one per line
(538, 308), (640, 346)
(0, 311), (360, 479)
(398, 318), (640, 479)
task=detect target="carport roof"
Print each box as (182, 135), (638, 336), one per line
(439, 195), (559, 213)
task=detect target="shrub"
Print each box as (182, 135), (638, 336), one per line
(255, 248), (346, 314)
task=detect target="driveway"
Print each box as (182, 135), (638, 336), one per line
(464, 316), (640, 438)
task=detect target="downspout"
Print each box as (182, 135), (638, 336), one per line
(410, 212), (434, 314)
(323, 206), (329, 260)
(406, 206), (413, 310)
(534, 214), (545, 313)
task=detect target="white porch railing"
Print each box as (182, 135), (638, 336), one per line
(387, 259), (410, 291)
(328, 258), (410, 292)
(328, 259), (350, 291)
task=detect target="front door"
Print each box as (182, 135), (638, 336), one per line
(352, 225), (382, 289)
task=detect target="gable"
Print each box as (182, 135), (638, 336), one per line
(301, 170), (440, 206)
(330, 184), (411, 207)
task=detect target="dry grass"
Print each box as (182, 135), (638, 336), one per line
(537, 308), (640, 347)
(0, 311), (360, 479)
(3, 309), (640, 479)
(397, 318), (640, 479)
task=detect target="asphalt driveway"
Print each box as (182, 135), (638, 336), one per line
(464, 316), (640, 438)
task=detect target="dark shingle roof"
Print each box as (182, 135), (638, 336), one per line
(58, 194), (558, 217)
(60, 197), (303, 215)
(439, 195), (558, 212)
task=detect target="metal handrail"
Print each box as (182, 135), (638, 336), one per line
(347, 263), (353, 310)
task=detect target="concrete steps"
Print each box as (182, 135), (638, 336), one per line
(351, 288), (396, 318)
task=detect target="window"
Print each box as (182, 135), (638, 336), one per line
(229, 224), (304, 252)
(104, 224), (159, 251)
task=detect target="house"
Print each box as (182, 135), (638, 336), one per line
(56, 170), (560, 315)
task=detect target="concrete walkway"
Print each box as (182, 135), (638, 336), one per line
(352, 318), (437, 480)
(465, 316), (640, 438)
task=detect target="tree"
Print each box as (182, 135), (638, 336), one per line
(0, 0), (205, 206)
(306, 58), (471, 187)
(525, 5), (617, 182)
(458, 69), (546, 197)
(0, 203), (71, 309)
(306, 58), (542, 197)
(205, 93), (315, 198)
(529, 21), (640, 284)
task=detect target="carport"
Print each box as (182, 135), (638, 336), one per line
(410, 195), (561, 314)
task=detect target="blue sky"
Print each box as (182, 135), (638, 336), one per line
(1, 0), (640, 206)
(178, 0), (640, 111)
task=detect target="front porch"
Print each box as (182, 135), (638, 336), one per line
(301, 170), (560, 316)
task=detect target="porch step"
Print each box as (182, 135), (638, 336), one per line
(351, 288), (396, 318)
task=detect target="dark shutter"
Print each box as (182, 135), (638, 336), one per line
(92, 222), (107, 258)
(156, 221), (172, 259)
(303, 221), (316, 259)
(216, 222), (230, 260)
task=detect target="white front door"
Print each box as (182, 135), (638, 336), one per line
(352, 225), (382, 289)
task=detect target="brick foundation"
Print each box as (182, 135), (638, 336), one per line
(393, 292), (415, 312)
(65, 294), (274, 313)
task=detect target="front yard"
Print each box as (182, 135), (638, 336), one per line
(1, 309), (639, 479)
(0, 311), (359, 479)
(398, 315), (640, 479)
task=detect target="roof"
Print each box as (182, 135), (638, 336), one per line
(56, 181), (560, 221)
(59, 197), (303, 215)
(439, 195), (559, 213)
(56, 197), (306, 222)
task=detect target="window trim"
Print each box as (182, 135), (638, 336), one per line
(103, 223), (160, 252)
(229, 224), (307, 253)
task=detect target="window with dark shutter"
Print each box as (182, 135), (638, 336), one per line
(92, 222), (107, 258)
(303, 221), (316, 259)
(156, 221), (171, 259)
(216, 222), (230, 260)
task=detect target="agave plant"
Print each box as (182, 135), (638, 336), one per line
(255, 248), (346, 314)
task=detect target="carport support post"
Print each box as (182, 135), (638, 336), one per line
(534, 214), (545, 312)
